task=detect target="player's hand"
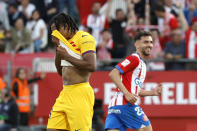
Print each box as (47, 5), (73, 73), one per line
(52, 36), (59, 46)
(51, 23), (60, 46)
(124, 92), (138, 103)
(56, 45), (69, 59)
(153, 83), (162, 96)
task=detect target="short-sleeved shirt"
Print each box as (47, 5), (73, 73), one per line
(110, 19), (127, 46)
(108, 53), (146, 107)
(18, 3), (35, 18)
(26, 19), (48, 48)
(164, 40), (185, 70)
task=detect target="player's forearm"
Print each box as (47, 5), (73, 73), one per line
(63, 54), (96, 72)
(109, 69), (129, 95)
(139, 89), (155, 97)
(55, 53), (62, 76)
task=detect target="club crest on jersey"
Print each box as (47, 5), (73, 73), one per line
(134, 78), (143, 88)
(121, 59), (130, 67)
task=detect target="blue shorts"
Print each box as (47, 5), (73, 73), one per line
(105, 104), (150, 131)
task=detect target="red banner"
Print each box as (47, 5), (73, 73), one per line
(35, 71), (197, 117)
(89, 71), (197, 117)
(33, 71), (197, 131)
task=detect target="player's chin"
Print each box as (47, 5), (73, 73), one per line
(144, 51), (151, 56)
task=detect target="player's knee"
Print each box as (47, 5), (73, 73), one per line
(136, 125), (152, 131)
(147, 125), (153, 131)
(142, 125), (153, 131)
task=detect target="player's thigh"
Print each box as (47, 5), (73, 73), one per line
(107, 129), (119, 131)
(136, 125), (153, 131)
(67, 85), (94, 131)
(67, 102), (93, 131)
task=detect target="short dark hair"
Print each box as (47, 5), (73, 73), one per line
(9, 3), (18, 9)
(134, 31), (152, 42)
(116, 8), (123, 14)
(101, 28), (111, 34)
(154, 4), (165, 12)
(50, 13), (78, 33)
(32, 9), (40, 16)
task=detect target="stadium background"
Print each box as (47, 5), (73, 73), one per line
(0, 0), (197, 131)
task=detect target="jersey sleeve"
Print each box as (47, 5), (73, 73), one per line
(79, 33), (96, 55)
(115, 55), (140, 74)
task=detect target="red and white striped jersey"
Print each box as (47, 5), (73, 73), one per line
(108, 53), (146, 107)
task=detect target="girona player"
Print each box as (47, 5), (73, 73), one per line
(105, 31), (162, 131)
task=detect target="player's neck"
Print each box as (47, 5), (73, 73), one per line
(136, 51), (146, 61)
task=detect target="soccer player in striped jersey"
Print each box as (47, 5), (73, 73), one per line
(105, 31), (162, 131)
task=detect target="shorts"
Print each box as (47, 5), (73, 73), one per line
(105, 104), (150, 131)
(47, 82), (95, 131)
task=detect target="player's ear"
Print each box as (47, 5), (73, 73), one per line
(134, 41), (139, 49)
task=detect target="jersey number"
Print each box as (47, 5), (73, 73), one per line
(135, 107), (144, 116)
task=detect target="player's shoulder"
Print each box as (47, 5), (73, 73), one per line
(126, 53), (141, 62)
(77, 31), (95, 43)
(77, 31), (93, 38)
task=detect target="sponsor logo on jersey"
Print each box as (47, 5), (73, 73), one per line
(82, 35), (88, 37)
(108, 109), (121, 114)
(134, 78), (143, 88)
(121, 59), (130, 67)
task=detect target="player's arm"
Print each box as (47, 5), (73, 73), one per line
(52, 36), (62, 76)
(56, 33), (97, 72)
(109, 56), (141, 103)
(55, 52), (62, 76)
(139, 84), (162, 97)
(56, 45), (96, 72)
(51, 24), (62, 76)
(109, 68), (137, 103)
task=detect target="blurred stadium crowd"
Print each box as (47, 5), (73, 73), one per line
(0, 0), (197, 70)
